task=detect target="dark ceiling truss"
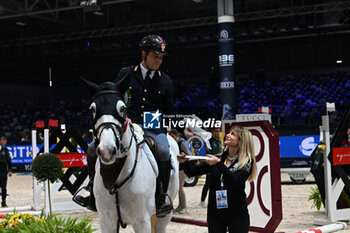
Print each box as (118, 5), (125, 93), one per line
(0, 0), (136, 20)
(236, 1), (350, 22)
(0, 0), (81, 27)
(0, 16), (217, 48)
(0, 0), (136, 30)
(1, 1), (348, 21)
(0, 1), (349, 48)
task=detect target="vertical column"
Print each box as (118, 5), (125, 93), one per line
(322, 115), (335, 221)
(44, 129), (50, 214)
(218, 0), (236, 120)
(32, 130), (42, 210)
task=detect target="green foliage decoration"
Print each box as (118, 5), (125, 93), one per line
(308, 186), (323, 211)
(32, 152), (64, 214)
(340, 190), (350, 208)
(32, 153), (63, 183)
(308, 187), (350, 210)
(0, 211), (95, 233)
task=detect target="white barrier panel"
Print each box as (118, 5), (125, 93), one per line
(31, 129), (88, 213)
(316, 116), (350, 224)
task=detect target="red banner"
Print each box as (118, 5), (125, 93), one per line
(35, 121), (45, 128)
(333, 147), (350, 165)
(57, 152), (88, 167)
(48, 119), (59, 128)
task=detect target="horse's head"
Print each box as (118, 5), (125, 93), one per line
(82, 78), (128, 165)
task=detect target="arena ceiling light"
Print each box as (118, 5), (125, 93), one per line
(80, 0), (101, 12)
(93, 11), (104, 16)
(336, 60), (343, 64)
(15, 21), (27, 26)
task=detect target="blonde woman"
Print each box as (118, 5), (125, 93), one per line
(178, 126), (257, 233)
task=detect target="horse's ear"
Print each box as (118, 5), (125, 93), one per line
(115, 70), (131, 94)
(80, 76), (99, 95)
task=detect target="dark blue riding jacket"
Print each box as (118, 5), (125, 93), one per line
(115, 65), (175, 133)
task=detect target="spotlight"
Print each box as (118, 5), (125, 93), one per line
(16, 21), (27, 26)
(80, 0), (101, 12)
(93, 11), (104, 16)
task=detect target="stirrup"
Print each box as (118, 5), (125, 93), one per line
(72, 186), (90, 207)
(156, 193), (173, 218)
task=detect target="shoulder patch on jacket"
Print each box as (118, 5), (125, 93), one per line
(242, 162), (252, 173)
(230, 161), (252, 174)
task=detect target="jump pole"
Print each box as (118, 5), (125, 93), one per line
(297, 222), (347, 233)
(171, 216), (207, 227)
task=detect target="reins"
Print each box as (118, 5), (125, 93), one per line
(108, 124), (146, 232)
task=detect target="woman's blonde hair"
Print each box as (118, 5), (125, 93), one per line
(227, 126), (257, 182)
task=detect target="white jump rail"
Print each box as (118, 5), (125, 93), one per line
(297, 222), (347, 233)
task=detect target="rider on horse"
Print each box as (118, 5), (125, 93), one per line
(74, 35), (175, 218)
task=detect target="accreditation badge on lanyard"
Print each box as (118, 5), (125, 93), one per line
(216, 189), (228, 209)
(216, 160), (229, 209)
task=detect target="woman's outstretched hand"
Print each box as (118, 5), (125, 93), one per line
(205, 154), (220, 166)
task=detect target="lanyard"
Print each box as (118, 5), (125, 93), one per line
(221, 156), (237, 189)
(220, 158), (230, 189)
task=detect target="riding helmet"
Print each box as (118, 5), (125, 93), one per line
(139, 35), (168, 55)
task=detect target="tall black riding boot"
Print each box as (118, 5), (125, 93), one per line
(72, 142), (97, 212)
(156, 160), (173, 218)
(73, 179), (97, 211)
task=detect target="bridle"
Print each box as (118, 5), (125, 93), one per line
(90, 90), (146, 233)
(90, 90), (133, 155)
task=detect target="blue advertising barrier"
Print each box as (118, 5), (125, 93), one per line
(279, 135), (320, 158)
(7, 135), (319, 171)
(8, 144), (85, 164)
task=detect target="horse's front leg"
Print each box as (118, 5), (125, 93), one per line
(94, 162), (119, 233)
(131, 216), (152, 233)
(99, 215), (118, 233)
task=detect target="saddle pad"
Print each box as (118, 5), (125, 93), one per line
(132, 123), (144, 136)
(134, 128), (159, 177)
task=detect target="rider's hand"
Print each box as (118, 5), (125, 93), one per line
(205, 154), (220, 166)
(177, 152), (188, 163)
